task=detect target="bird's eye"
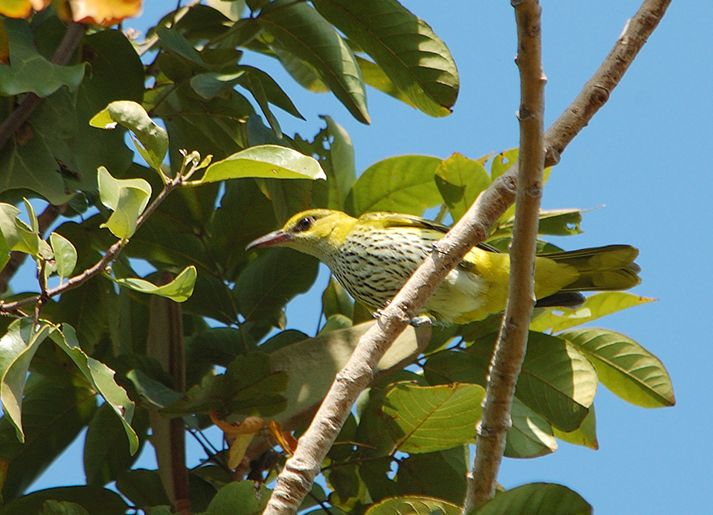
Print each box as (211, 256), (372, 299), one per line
(294, 216), (315, 233)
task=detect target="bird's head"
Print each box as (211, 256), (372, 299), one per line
(246, 209), (357, 262)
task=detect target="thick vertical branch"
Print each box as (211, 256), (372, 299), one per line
(463, 0), (545, 510)
(264, 1), (671, 512)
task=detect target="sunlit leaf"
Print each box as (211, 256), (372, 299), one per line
(113, 266), (197, 303)
(505, 397), (557, 458)
(346, 155), (443, 216)
(90, 101), (168, 171)
(49, 324), (138, 454)
(97, 166), (152, 239)
(382, 382), (484, 454)
(435, 152), (490, 221)
(0, 203), (43, 267)
(530, 292), (654, 333)
(562, 328), (675, 408)
(49, 232), (77, 279)
(192, 145), (326, 185)
(365, 496), (460, 515)
(0, 319), (52, 441)
(553, 405), (598, 450)
(205, 481), (270, 515)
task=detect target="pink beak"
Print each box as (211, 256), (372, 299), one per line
(245, 230), (292, 251)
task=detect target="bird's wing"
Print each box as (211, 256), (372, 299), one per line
(358, 212), (501, 253)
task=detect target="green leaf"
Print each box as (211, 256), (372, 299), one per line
(49, 324), (138, 454)
(346, 155), (443, 215)
(49, 232), (77, 279)
(0, 320), (52, 441)
(97, 166), (152, 239)
(475, 483), (591, 515)
(193, 144), (326, 184)
(322, 277), (354, 319)
(395, 447), (467, 504)
(530, 292), (654, 333)
(235, 248), (318, 325)
(0, 19), (85, 97)
(365, 496), (460, 515)
(505, 397), (557, 458)
(113, 266), (197, 302)
(489, 148), (518, 181)
(84, 404), (144, 485)
(1, 486), (128, 515)
(205, 481), (271, 515)
(0, 375), (97, 500)
(126, 369), (182, 410)
(259, 0), (369, 123)
(382, 382), (484, 454)
(0, 203), (44, 266)
(313, 0), (459, 117)
(561, 328), (675, 408)
(435, 153), (491, 221)
(272, 46), (329, 92)
(356, 56), (418, 109)
(39, 500), (90, 515)
(271, 321), (425, 425)
(115, 469), (170, 509)
(90, 101), (168, 171)
(514, 332), (598, 432)
(553, 405), (599, 450)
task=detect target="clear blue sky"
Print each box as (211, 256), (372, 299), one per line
(30, 2), (712, 514)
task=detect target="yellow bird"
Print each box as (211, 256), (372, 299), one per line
(246, 209), (640, 325)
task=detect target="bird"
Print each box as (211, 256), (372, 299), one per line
(246, 209), (640, 325)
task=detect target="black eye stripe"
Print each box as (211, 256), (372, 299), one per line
(294, 216), (315, 232)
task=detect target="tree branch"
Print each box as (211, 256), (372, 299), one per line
(463, 0), (545, 510)
(0, 22), (85, 152)
(263, 0), (671, 512)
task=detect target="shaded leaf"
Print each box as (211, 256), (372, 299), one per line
(49, 324), (138, 454)
(259, 0), (369, 123)
(346, 155), (442, 216)
(395, 447), (467, 504)
(562, 328), (675, 408)
(39, 500), (90, 515)
(313, 0), (459, 116)
(205, 481), (270, 515)
(1, 486), (128, 515)
(382, 382), (484, 454)
(49, 232), (77, 279)
(113, 266), (197, 302)
(505, 398), (557, 459)
(553, 405), (598, 450)
(475, 483), (591, 515)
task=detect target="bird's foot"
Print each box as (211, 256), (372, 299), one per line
(410, 315), (434, 327)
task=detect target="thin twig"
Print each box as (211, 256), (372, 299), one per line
(464, 0), (545, 510)
(0, 175), (182, 313)
(263, 0), (671, 512)
(0, 23), (85, 151)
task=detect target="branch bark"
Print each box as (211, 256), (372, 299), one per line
(463, 0), (545, 510)
(264, 0), (671, 512)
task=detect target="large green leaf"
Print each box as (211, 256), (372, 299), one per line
(0, 320), (52, 441)
(0, 203), (44, 269)
(505, 397), (557, 459)
(562, 328), (675, 408)
(553, 405), (598, 450)
(1, 486), (128, 515)
(475, 483), (591, 515)
(0, 374), (97, 500)
(113, 266), (197, 302)
(313, 0), (459, 116)
(395, 447), (467, 504)
(366, 496), (460, 515)
(434, 152), (491, 221)
(235, 248), (318, 325)
(49, 324), (138, 454)
(90, 101), (168, 172)
(346, 155), (443, 215)
(205, 481), (270, 515)
(259, 0), (369, 123)
(0, 19), (85, 97)
(97, 166), (152, 239)
(530, 292), (654, 333)
(514, 332), (598, 432)
(382, 382), (484, 454)
(192, 145), (326, 185)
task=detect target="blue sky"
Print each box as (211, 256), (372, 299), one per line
(28, 1), (713, 513)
